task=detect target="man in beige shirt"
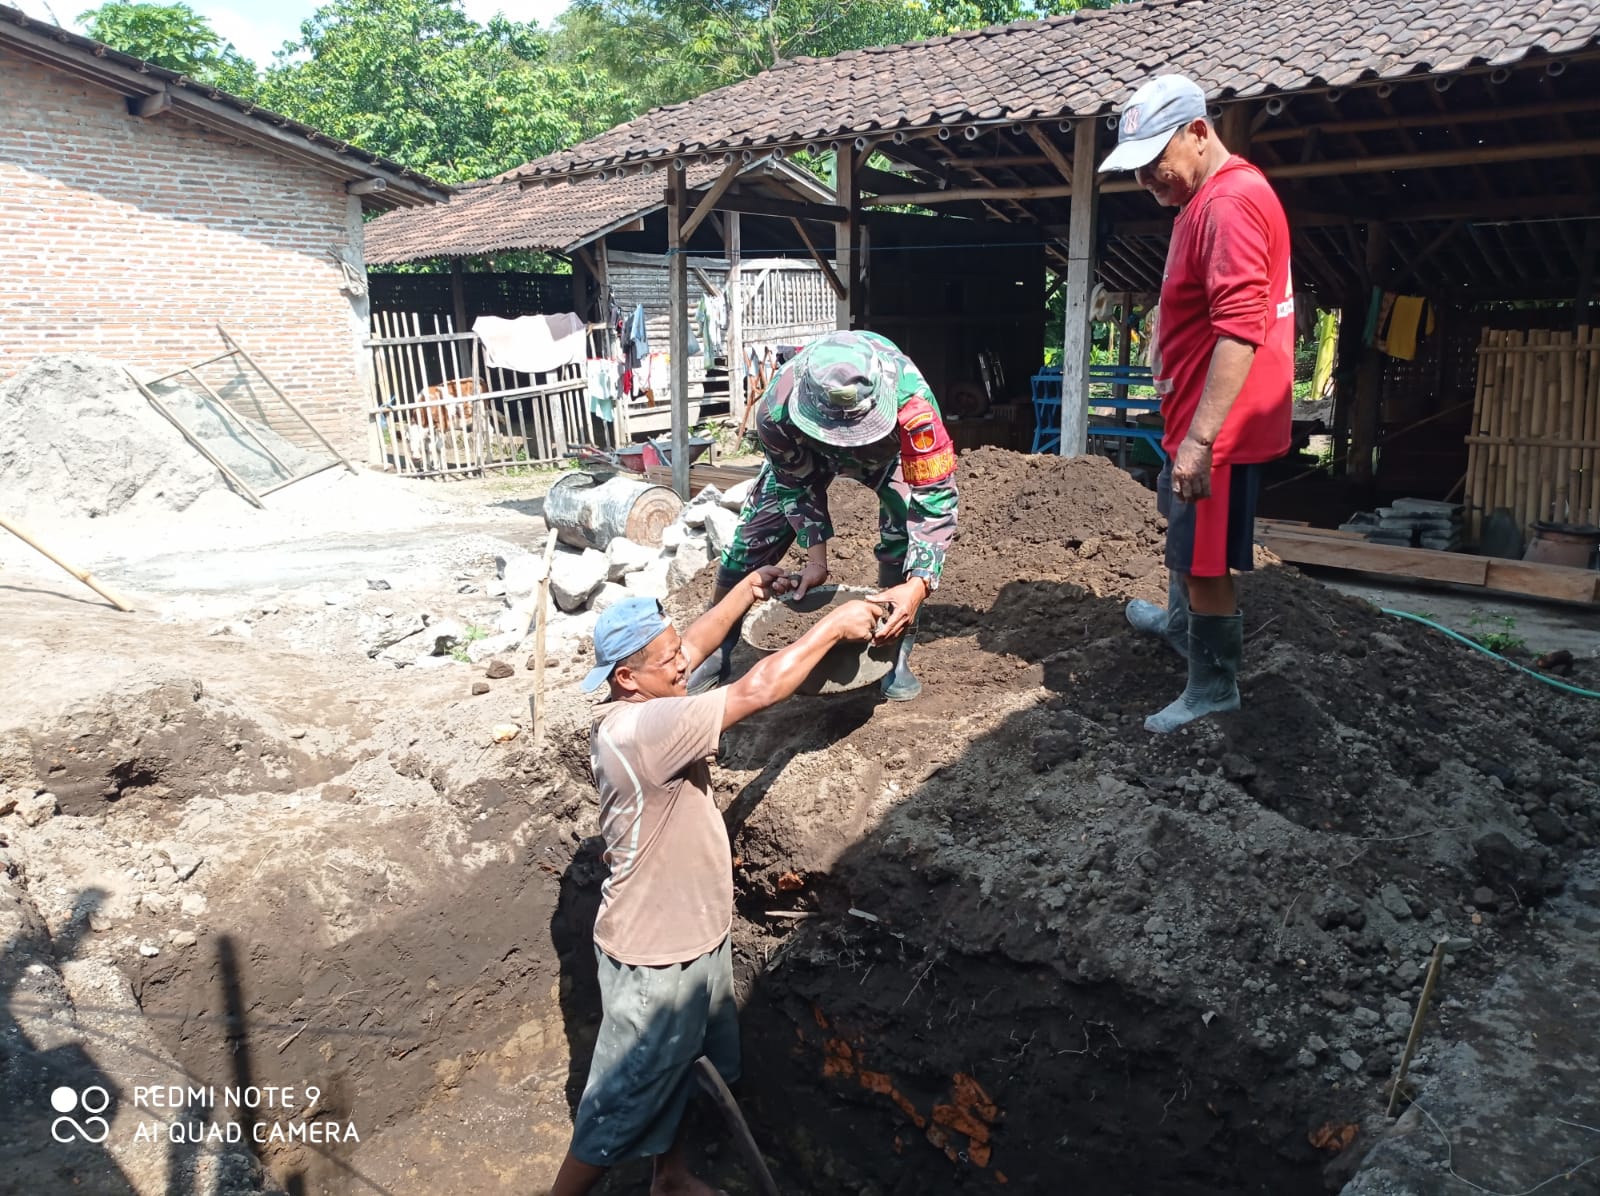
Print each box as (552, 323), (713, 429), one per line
(550, 573), (881, 1196)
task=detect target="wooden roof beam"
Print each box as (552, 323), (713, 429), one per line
(1025, 125), (1076, 185)
(1252, 96), (1600, 143)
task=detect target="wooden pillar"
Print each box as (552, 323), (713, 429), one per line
(725, 211), (745, 426)
(1060, 119), (1100, 457)
(1349, 222), (1389, 485)
(668, 168), (691, 499)
(1220, 103), (1252, 160)
(835, 149), (857, 330)
(449, 258), (470, 375)
(1332, 295), (1364, 470)
(570, 252), (589, 318)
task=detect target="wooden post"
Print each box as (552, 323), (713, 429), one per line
(531, 529), (561, 744)
(1060, 119), (1100, 457)
(668, 168), (692, 499)
(450, 259), (470, 375)
(570, 251), (589, 320)
(725, 211), (745, 427)
(1220, 103), (1252, 160)
(1349, 222), (1389, 485)
(835, 149), (856, 330)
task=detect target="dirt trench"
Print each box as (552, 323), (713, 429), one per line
(5, 448), (1598, 1196)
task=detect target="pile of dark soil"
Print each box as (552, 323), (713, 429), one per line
(661, 447), (1600, 1194)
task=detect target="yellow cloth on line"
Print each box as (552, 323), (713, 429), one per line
(1386, 295), (1427, 360)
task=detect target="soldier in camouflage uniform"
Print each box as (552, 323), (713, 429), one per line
(688, 330), (959, 701)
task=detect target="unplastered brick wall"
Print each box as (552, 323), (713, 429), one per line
(0, 51), (371, 454)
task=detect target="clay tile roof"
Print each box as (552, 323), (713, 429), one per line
(363, 155), (829, 265)
(516, 0), (1600, 180)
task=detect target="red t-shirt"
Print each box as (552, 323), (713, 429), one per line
(1154, 156), (1294, 464)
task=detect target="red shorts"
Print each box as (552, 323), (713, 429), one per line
(1161, 462), (1261, 578)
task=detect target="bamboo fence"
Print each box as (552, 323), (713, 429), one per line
(365, 311), (609, 477)
(1465, 326), (1600, 540)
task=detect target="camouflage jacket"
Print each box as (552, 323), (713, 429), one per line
(754, 332), (959, 583)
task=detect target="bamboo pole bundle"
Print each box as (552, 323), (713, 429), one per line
(1487, 330), (1511, 522)
(1556, 329), (1575, 524)
(1580, 322), (1593, 524)
(1499, 330), (1524, 526)
(1469, 329), (1499, 539)
(1579, 326), (1592, 523)
(1526, 330), (1548, 532)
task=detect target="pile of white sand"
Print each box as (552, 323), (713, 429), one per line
(0, 354), (324, 522)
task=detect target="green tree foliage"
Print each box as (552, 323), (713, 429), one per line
(79, 0), (1121, 182)
(553, 0), (1110, 112)
(77, 1), (260, 94)
(256, 0), (632, 182)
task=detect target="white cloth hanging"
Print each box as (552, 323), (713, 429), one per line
(473, 313), (586, 375)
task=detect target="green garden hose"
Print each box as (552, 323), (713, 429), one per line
(1381, 608), (1600, 699)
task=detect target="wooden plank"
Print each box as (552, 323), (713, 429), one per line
(1255, 518), (1368, 541)
(1483, 558), (1600, 604)
(1260, 527), (1600, 605)
(642, 462), (758, 497)
(1258, 529), (1490, 585)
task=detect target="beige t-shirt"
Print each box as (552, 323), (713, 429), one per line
(589, 690), (732, 966)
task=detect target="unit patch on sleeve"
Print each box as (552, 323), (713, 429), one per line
(897, 398), (956, 486)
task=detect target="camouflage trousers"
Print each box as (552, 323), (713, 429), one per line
(714, 462), (911, 591)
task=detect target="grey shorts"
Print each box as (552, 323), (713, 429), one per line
(570, 936), (740, 1166)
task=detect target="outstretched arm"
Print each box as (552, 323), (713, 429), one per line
(681, 567), (793, 670)
(722, 600), (883, 729)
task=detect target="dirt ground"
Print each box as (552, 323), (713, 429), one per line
(2, 450), (1598, 1196)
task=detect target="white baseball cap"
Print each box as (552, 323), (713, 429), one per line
(1098, 75), (1209, 173)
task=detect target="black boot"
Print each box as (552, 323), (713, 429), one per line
(687, 618), (743, 695)
(1144, 612), (1242, 733)
(877, 561), (922, 702)
(1125, 572), (1189, 659)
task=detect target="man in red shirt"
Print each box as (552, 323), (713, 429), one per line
(1099, 74), (1294, 733)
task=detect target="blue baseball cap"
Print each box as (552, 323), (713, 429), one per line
(1099, 75), (1208, 173)
(581, 597), (672, 692)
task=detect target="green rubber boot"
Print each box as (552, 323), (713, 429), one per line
(1144, 612), (1242, 733)
(1125, 572), (1189, 659)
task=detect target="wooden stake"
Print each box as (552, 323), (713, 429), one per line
(531, 529), (562, 744)
(1387, 941), (1447, 1118)
(0, 511), (134, 612)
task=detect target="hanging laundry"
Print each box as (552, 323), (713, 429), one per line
(629, 304), (649, 362)
(1311, 309), (1339, 401)
(585, 358), (619, 423)
(1383, 295), (1431, 360)
(695, 294), (727, 367)
(473, 313), (586, 375)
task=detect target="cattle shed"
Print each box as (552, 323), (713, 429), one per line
(0, 5), (447, 454)
(516, 0), (1600, 532)
(364, 154), (857, 438)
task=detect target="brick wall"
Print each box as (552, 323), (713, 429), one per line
(0, 50), (372, 453)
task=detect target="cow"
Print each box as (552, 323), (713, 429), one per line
(396, 377), (484, 472)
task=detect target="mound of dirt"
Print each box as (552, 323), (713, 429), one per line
(663, 446), (1600, 1193)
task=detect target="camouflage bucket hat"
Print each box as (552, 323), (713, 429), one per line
(789, 332), (897, 448)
